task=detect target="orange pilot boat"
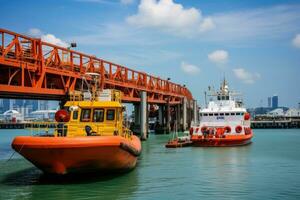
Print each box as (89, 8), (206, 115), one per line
(190, 79), (253, 147)
(12, 74), (142, 175)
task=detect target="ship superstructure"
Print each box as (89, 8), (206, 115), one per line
(190, 79), (253, 146)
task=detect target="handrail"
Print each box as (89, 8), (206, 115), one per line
(26, 121), (133, 138)
(0, 28), (193, 101)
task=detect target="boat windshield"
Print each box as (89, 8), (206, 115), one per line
(217, 95), (229, 100)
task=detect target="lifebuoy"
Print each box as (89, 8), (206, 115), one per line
(55, 109), (70, 122)
(244, 113), (251, 121)
(224, 126), (231, 133)
(235, 125), (242, 133)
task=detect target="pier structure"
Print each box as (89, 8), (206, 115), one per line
(0, 28), (196, 138)
(251, 118), (300, 129)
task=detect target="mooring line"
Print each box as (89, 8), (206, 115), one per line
(6, 142), (25, 163)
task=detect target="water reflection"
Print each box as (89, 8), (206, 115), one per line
(1, 130), (300, 200)
(1, 163), (139, 200)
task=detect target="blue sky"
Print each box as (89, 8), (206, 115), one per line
(1, 0), (300, 108)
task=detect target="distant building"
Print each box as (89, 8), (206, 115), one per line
(38, 100), (49, 110)
(285, 108), (300, 117)
(2, 109), (23, 122)
(0, 99), (56, 118)
(264, 108), (300, 117)
(29, 110), (57, 121)
(0, 99), (11, 113)
(272, 95), (278, 109)
(268, 97), (272, 108)
(248, 107), (273, 116)
(268, 108), (284, 116)
(25, 100), (39, 111)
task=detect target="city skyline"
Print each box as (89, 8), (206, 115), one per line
(0, 99), (59, 116)
(0, 0), (299, 107)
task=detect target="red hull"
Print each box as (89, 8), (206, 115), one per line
(191, 133), (253, 147)
(12, 135), (141, 175)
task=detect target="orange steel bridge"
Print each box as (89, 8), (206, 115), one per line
(0, 28), (193, 104)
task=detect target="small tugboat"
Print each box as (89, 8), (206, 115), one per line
(12, 74), (142, 175)
(190, 79), (253, 147)
(165, 135), (193, 148)
(165, 122), (193, 148)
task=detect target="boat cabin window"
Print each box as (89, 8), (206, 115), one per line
(106, 109), (115, 120)
(214, 113), (218, 116)
(81, 109), (91, 122)
(209, 113), (213, 116)
(219, 96), (229, 100)
(236, 113), (242, 115)
(230, 113), (235, 116)
(73, 111), (78, 120)
(203, 113), (208, 116)
(225, 113), (230, 116)
(93, 109), (104, 122)
(220, 113), (224, 116)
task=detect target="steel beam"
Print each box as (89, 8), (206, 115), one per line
(0, 28), (193, 104)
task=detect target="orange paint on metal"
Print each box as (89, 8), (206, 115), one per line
(11, 135), (142, 174)
(0, 28), (193, 104)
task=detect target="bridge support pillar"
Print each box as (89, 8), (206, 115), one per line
(176, 103), (182, 131)
(155, 105), (166, 134)
(134, 103), (140, 126)
(193, 100), (198, 125)
(158, 105), (164, 126)
(140, 91), (148, 140)
(183, 97), (187, 131)
(166, 99), (171, 133)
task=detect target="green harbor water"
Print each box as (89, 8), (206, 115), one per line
(0, 129), (300, 200)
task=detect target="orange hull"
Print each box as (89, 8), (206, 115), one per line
(191, 133), (253, 147)
(12, 135), (141, 175)
(165, 140), (193, 148)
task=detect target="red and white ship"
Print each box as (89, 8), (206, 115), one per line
(190, 79), (253, 147)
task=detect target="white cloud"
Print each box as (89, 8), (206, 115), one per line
(121, 0), (134, 5)
(28, 28), (42, 37)
(207, 4), (300, 42)
(28, 28), (68, 48)
(41, 34), (69, 48)
(180, 61), (200, 75)
(126, 0), (215, 36)
(199, 18), (215, 32)
(292, 34), (300, 48)
(233, 68), (260, 84)
(208, 50), (228, 64)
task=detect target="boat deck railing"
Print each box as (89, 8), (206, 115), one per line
(25, 122), (133, 138)
(25, 122), (65, 136)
